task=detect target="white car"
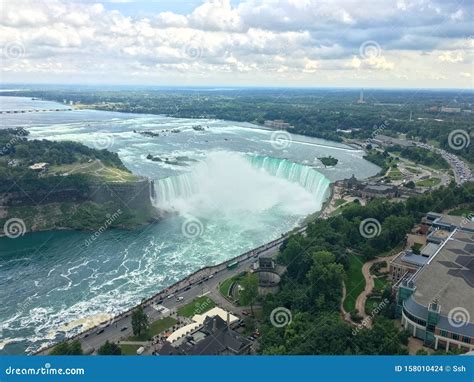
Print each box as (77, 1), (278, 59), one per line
(176, 296), (184, 302)
(167, 294), (175, 299)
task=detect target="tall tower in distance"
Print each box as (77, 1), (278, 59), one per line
(357, 89), (365, 104)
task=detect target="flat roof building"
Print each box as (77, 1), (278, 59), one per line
(396, 229), (474, 352)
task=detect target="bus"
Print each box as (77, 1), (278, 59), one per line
(227, 261), (239, 270)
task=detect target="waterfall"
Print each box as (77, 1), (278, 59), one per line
(247, 155), (331, 196)
(154, 152), (331, 211)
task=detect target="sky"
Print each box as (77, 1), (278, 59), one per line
(0, 0), (473, 88)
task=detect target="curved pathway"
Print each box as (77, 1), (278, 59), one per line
(354, 254), (398, 325)
(340, 253), (398, 328)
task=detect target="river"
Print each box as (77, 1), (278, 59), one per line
(0, 96), (379, 354)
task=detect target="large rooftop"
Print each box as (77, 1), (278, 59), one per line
(411, 229), (474, 334)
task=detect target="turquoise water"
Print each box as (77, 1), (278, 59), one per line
(0, 96), (379, 354)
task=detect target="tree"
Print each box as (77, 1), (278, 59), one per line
(131, 306), (149, 337)
(239, 273), (259, 315)
(50, 340), (83, 355)
(98, 340), (122, 355)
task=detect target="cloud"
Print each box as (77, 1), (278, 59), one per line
(438, 51), (464, 63)
(0, 0), (472, 87)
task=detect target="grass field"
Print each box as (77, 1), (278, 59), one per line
(373, 276), (390, 294)
(127, 316), (177, 341)
(50, 160), (139, 182)
(343, 254), (365, 313)
(388, 167), (404, 181)
(416, 177), (441, 187)
(448, 207), (473, 217)
(177, 296), (216, 317)
(219, 275), (241, 299)
(405, 166), (421, 174)
(120, 344), (141, 355)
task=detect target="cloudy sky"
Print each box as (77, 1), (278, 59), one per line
(0, 0), (473, 88)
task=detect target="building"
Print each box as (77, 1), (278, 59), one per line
(390, 250), (430, 282)
(394, 227), (474, 352)
(158, 314), (251, 355)
(252, 256), (282, 295)
(423, 212), (474, 233)
(440, 107), (461, 113)
(28, 162), (49, 171)
(359, 184), (399, 199)
(263, 120), (294, 129)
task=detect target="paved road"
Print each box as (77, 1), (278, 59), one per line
(38, 236), (285, 355)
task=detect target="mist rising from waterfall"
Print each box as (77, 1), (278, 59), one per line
(155, 151), (330, 219)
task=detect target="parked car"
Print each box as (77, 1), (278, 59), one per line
(184, 286), (192, 291)
(136, 346), (145, 355)
(96, 328), (104, 335)
(176, 296), (184, 302)
(120, 326), (128, 332)
(167, 294), (175, 299)
(156, 299), (163, 304)
(241, 310), (249, 316)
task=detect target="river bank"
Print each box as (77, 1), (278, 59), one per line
(34, 180), (344, 355)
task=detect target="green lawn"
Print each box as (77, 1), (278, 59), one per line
(373, 276), (390, 294)
(405, 166), (421, 174)
(448, 207), (473, 217)
(120, 344), (141, 355)
(50, 160), (139, 182)
(177, 296), (216, 317)
(127, 316), (177, 341)
(334, 198), (347, 207)
(388, 167), (403, 180)
(416, 178), (441, 187)
(219, 275), (240, 298)
(343, 254), (365, 313)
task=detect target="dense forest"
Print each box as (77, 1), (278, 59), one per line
(258, 181), (474, 354)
